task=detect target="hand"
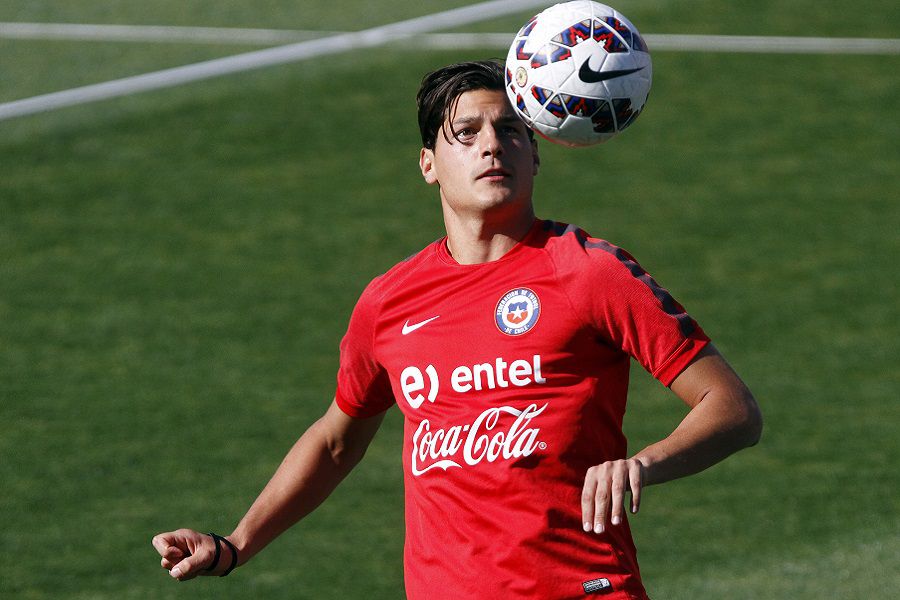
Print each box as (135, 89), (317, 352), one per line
(581, 458), (645, 534)
(151, 528), (236, 580)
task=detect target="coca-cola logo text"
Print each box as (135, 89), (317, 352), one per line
(411, 403), (548, 476)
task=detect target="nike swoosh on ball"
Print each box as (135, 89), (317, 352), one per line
(578, 62), (644, 83)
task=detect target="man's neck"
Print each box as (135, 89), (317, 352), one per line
(442, 206), (536, 265)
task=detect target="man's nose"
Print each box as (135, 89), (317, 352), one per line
(480, 126), (504, 157)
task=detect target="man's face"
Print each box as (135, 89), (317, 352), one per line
(420, 89), (539, 220)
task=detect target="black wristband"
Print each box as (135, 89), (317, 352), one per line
(203, 532), (222, 572)
(210, 533), (239, 577)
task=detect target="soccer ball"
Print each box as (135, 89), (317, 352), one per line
(504, 1), (652, 147)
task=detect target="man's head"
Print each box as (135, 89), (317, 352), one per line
(416, 60), (534, 150)
(417, 61), (540, 224)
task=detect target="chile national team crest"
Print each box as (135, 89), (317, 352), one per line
(495, 287), (541, 335)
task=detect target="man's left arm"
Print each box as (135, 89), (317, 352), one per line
(581, 344), (762, 534)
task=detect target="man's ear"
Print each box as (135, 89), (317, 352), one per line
(419, 147), (438, 184)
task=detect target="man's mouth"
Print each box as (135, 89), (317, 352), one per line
(477, 167), (510, 180)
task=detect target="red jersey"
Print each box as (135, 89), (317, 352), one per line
(335, 219), (709, 600)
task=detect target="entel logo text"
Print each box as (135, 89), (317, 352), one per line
(400, 354), (546, 409)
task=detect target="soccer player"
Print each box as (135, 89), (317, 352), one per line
(152, 60), (762, 599)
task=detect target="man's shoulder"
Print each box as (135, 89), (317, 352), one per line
(538, 219), (630, 272)
(358, 238), (444, 303)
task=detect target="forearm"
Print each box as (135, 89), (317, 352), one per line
(581, 346), (762, 535)
(228, 413), (372, 564)
(152, 401), (384, 581)
(634, 384), (762, 487)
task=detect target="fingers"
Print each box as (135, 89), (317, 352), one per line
(152, 535), (185, 564)
(582, 465), (606, 533)
(581, 459), (645, 535)
(628, 459), (643, 514)
(609, 465), (626, 527)
(160, 546), (185, 570)
(169, 552), (210, 581)
(151, 529), (216, 581)
(151, 533), (176, 557)
(152, 533), (188, 574)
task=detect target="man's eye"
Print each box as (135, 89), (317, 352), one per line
(456, 128), (477, 141)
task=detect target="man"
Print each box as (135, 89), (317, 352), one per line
(153, 60), (762, 599)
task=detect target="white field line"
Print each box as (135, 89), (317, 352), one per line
(419, 32), (900, 54)
(2, 21), (899, 55)
(0, 0), (548, 121)
(644, 34), (900, 54)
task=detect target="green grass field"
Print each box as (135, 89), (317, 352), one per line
(1, 2), (898, 598)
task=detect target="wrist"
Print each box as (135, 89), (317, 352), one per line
(226, 529), (253, 567)
(207, 532), (239, 576)
(631, 453), (659, 486)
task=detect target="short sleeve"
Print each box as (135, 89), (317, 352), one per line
(334, 279), (396, 418)
(556, 230), (710, 387)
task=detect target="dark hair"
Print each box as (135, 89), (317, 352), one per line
(416, 60), (532, 149)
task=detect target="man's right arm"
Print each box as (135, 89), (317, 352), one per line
(152, 399), (386, 580)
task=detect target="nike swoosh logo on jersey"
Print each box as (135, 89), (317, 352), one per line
(402, 316), (440, 335)
(578, 61), (644, 83)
